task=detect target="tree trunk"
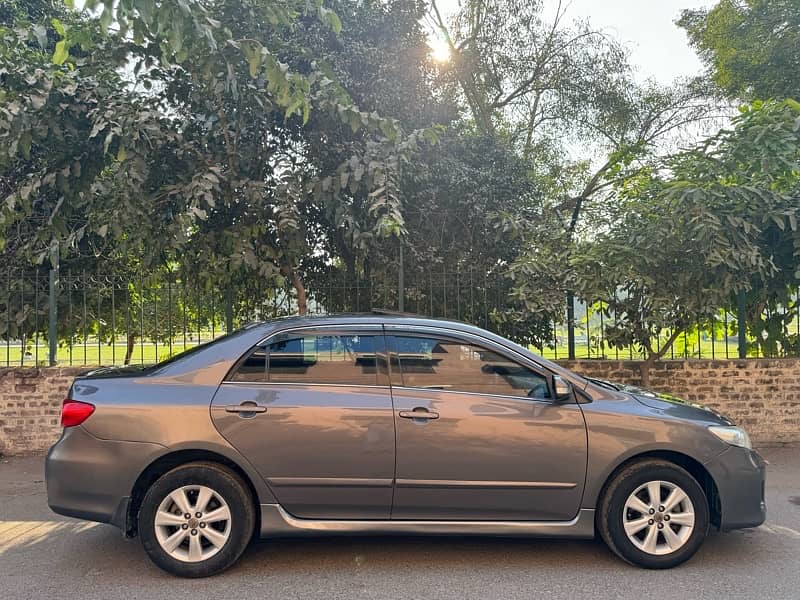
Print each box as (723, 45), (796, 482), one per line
(639, 358), (654, 388)
(639, 328), (684, 388)
(124, 333), (136, 365)
(292, 272), (307, 315)
(281, 263), (308, 316)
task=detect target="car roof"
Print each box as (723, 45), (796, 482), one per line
(252, 311), (487, 333)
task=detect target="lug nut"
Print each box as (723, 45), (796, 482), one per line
(664, 515), (670, 521)
(199, 522), (206, 528)
(195, 512), (202, 518)
(182, 523), (188, 530)
(184, 513), (191, 519)
(657, 523), (664, 529)
(649, 508), (655, 514)
(648, 519), (654, 525)
(191, 529), (197, 535)
(659, 506), (665, 512)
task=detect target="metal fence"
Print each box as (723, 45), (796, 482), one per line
(1, 264), (799, 367)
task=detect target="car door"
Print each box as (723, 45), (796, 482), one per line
(387, 327), (587, 521)
(211, 326), (395, 519)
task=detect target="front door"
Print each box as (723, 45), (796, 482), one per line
(387, 329), (587, 521)
(211, 326), (395, 519)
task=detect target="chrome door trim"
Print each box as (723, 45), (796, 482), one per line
(395, 479), (577, 490)
(268, 477), (394, 488)
(259, 504), (595, 538)
(219, 381), (391, 389)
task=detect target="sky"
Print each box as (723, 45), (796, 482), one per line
(431, 0), (716, 84)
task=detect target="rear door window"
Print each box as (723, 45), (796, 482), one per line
(229, 332), (383, 386)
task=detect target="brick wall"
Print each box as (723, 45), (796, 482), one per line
(0, 367), (86, 456)
(0, 360), (798, 455)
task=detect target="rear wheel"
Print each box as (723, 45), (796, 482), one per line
(598, 459), (709, 569)
(139, 462), (255, 577)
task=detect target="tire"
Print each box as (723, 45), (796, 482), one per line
(138, 462), (256, 577)
(598, 459), (709, 569)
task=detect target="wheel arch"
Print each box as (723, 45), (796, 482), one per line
(126, 449), (263, 537)
(594, 450), (722, 530)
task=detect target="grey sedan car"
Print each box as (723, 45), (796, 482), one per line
(46, 314), (766, 577)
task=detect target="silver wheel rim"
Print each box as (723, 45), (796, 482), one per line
(154, 485), (232, 563)
(623, 480), (695, 556)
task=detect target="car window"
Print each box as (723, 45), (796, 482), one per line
(229, 333), (380, 385)
(391, 335), (550, 399)
(229, 346), (268, 382)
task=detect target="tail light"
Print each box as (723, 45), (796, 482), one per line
(61, 399), (95, 427)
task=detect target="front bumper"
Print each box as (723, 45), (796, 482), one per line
(45, 426), (164, 532)
(705, 445), (767, 531)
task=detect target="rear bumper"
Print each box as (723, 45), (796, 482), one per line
(45, 426), (163, 532)
(706, 446), (767, 531)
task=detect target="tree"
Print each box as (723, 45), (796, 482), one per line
(430, 0), (722, 235)
(510, 100), (800, 384)
(679, 0), (800, 101)
(1, 1), (438, 322)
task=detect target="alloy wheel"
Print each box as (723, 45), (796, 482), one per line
(154, 485), (232, 563)
(622, 480), (695, 556)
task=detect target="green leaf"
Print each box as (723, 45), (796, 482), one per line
(51, 18), (66, 36)
(116, 146), (127, 162)
(52, 40), (69, 65)
(785, 99), (800, 114)
(319, 7), (342, 34)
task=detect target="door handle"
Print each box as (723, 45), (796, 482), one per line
(224, 402), (268, 415)
(399, 408), (439, 420)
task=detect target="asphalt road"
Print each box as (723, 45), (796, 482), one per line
(1, 448), (799, 600)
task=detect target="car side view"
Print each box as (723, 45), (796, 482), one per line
(46, 314), (766, 577)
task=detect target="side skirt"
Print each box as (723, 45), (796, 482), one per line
(259, 504), (595, 539)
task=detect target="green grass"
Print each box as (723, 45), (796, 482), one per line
(0, 340), (205, 367)
(0, 335), (771, 368)
(533, 337), (747, 361)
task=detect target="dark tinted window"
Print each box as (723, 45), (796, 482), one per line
(230, 333), (381, 385)
(268, 334), (379, 385)
(391, 335), (550, 399)
(229, 346), (268, 382)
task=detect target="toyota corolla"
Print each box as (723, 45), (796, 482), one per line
(45, 314), (766, 577)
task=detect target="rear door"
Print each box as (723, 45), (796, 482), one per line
(211, 326), (395, 519)
(387, 327), (587, 521)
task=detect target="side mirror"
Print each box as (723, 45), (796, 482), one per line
(553, 375), (573, 402)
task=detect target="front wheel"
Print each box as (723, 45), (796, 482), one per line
(598, 459), (709, 569)
(138, 462), (256, 577)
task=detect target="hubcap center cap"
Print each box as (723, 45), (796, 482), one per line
(188, 517), (199, 528)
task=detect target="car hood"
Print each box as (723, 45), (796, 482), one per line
(589, 378), (733, 426)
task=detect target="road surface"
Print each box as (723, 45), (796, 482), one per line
(1, 448), (799, 599)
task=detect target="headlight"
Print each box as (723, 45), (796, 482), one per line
(709, 425), (752, 449)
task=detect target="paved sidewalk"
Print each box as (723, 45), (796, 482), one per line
(1, 448), (799, 599)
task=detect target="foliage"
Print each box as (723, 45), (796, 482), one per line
(514, 100), (800, 382)
(0, 1), (439, 321)
(2, 0), (799, 374)
(679, 0), (800, 101)
(432, 0), (722, 234)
